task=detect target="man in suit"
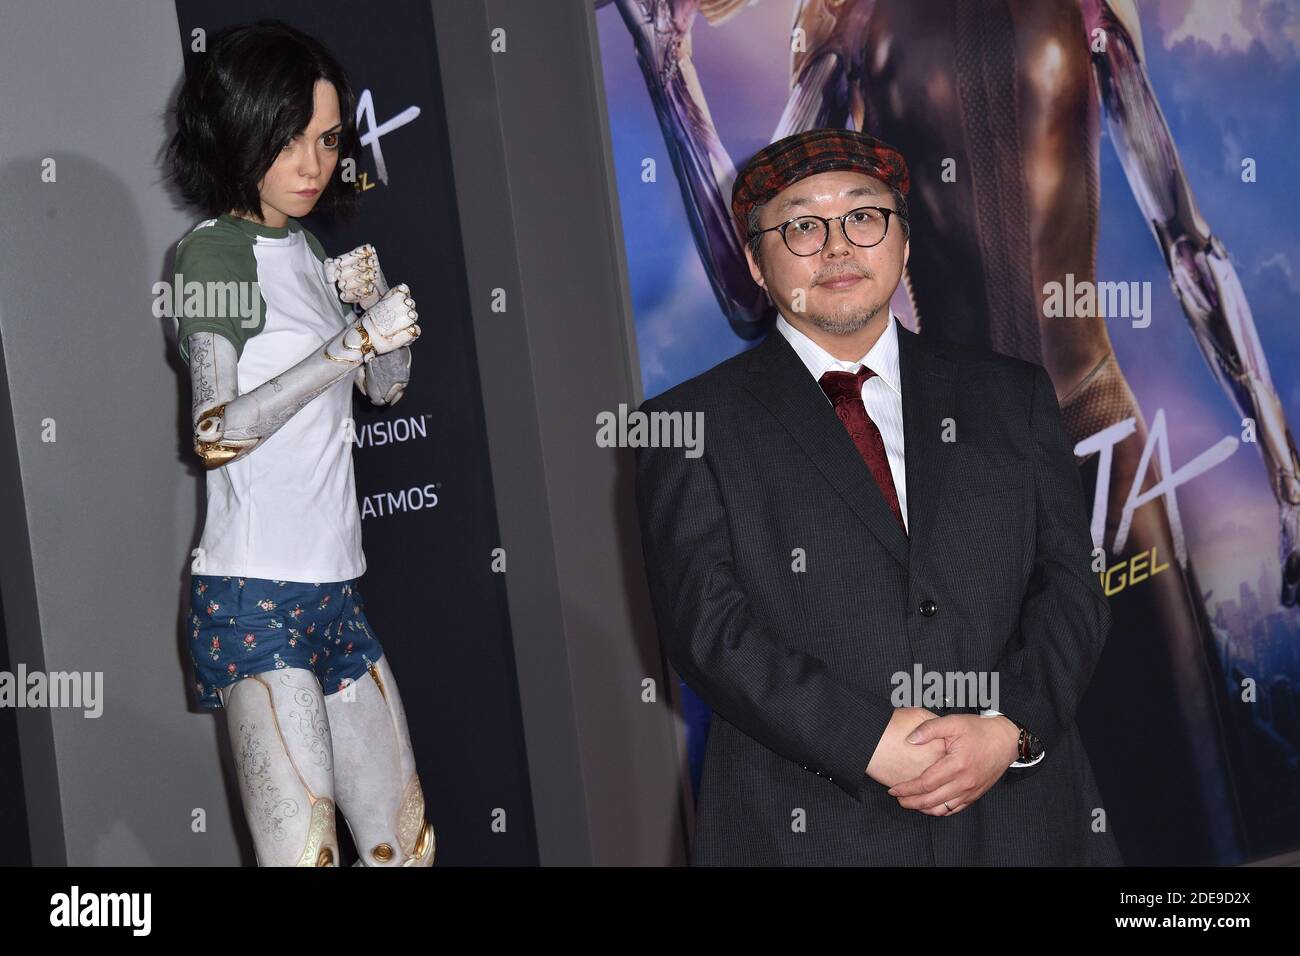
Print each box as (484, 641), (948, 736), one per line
(633, 128), (1122, 865)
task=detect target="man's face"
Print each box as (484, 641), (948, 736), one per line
(256, 78), (342, 227)
(744, 170), (909, 335)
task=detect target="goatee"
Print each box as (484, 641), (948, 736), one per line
(807, 301), (884, 335)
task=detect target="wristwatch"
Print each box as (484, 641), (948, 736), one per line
(1008, 717), (1044, 762)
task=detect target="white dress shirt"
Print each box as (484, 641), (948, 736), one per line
(776, 309), (909, 533)
(774, 310), (1045, 769)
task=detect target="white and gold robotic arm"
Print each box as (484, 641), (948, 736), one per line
(605, 0), (773, 335)
(600, 0), (876, 335)
(325, 244), (412, 408)
(187, 284), (420, 469)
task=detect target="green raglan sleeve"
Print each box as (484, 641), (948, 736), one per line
(174, 232), (265, 364)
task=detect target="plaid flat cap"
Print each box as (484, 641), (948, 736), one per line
(731, 128), (910, 238)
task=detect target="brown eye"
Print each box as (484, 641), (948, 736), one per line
(323, 132), (340, 149)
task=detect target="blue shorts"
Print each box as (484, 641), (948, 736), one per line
(187, 575), (385, 709)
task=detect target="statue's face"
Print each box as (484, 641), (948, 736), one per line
(256, 78), (342, 228)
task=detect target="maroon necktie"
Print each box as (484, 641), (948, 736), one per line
(818, 366), (907, 535)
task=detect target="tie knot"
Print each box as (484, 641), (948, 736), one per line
(819, 365), (876, 404)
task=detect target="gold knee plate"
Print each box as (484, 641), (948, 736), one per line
(399, 820), (435, 866)
(396, 775), (436, 865)
(295, 797), (337, 867)
(397, 776), (425, 855)
(413, 819), (435, 863)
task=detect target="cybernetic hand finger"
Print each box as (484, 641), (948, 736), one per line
(325, 243), (389, 311)
(356, 283), (419, 356)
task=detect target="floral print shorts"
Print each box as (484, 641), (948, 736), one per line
(187, 575), (385, 709)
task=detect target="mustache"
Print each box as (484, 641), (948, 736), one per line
(815, 268), (873, 285)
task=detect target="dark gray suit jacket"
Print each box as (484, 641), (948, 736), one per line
(633, 319), (1122, 865)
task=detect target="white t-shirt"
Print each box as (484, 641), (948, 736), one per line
(174, 212), (366, 583)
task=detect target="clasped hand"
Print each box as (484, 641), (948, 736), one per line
(866, 708), (1020, 816)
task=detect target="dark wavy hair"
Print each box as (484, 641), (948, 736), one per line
(165, 19), (359, 221)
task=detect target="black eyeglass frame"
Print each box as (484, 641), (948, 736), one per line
(749, 205), (908, 256)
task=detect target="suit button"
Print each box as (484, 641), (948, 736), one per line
(919, 600), (937, 617)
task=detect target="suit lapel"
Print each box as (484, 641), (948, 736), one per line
(744, 323), (910, 571)
(895, 321), (957, 573)
(742, 319), (957, 575)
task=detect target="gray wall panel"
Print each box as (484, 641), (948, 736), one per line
(0, 0), (245, 864)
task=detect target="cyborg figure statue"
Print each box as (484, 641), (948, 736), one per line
(188, 245), (433, 866)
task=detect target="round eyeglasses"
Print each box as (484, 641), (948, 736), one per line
(750, 205), (906, 256)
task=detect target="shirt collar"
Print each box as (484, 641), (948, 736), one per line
(775, 308), (901, 395)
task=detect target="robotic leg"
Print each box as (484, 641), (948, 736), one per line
(220, 668), (339, 866)
(326, 655), (435, 866)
